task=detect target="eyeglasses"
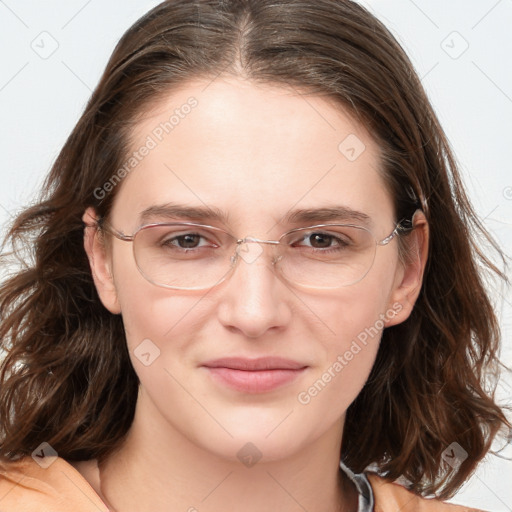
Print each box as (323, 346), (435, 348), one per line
(97, 217), (414, 290)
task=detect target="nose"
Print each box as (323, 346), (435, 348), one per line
(216, 240), (292, 338)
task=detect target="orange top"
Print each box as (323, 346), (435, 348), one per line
(0, 456), (485, 512)
(0, 456), (108, 512)
(366, 473), (485, 512)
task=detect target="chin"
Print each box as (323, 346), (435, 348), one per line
(187, 406), (316, 464)
(200, 431), (308, 466)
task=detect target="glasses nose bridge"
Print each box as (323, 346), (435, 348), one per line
(235, 237), (282, 256)
(237, 236), (280, 245)
(230, 236), (283, 268)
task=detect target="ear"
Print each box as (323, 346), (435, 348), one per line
(82, 207), (121, 314)
(385, 210), (429, 327)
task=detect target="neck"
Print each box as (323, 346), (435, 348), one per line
(93, 389), (358, 512)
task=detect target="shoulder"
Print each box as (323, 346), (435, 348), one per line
(0, 455), (108, 511)
(367, 473), (487, 512)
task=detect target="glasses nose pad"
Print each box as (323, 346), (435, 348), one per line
(230, 241), (283, 269)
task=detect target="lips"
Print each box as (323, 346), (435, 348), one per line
(201, 357), (308, 393)
(202, 357), (307, 371)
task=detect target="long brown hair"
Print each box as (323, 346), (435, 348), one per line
(0, 0), (509, 498)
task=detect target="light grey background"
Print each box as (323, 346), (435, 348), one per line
(0, 0), (511, 509)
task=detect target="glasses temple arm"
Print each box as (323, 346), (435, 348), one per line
(96, 217), (134, 242)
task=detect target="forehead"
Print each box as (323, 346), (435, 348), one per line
(111, 76), (394, 233)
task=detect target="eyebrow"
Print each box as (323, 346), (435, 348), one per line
(285, 206), (371, 225)
(138, 202), (371, 227)
(139, 203), (230, 225)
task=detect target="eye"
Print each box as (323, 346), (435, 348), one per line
(306, 232), (345, 249)
(165, 233), (207, 249)
(138, 225), (224, 252)
(160, 231), (220, 250)
(293, 231), (351, 250)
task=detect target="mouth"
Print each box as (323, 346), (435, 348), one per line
(201, 357), (308, 393)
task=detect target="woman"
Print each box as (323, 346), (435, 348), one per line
(0, 1), (509, 510)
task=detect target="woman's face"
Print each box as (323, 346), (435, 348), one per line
(85, 76), (424, 463)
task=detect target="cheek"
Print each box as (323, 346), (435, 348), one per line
(117, 283), (202, 359)
(316, 294), (385, 384)
(314, 249), (397, 353)
(110, 244), (202, 366)
(301, 263), (399, 413)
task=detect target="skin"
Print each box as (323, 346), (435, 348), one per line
(80, 76), (428, 512)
